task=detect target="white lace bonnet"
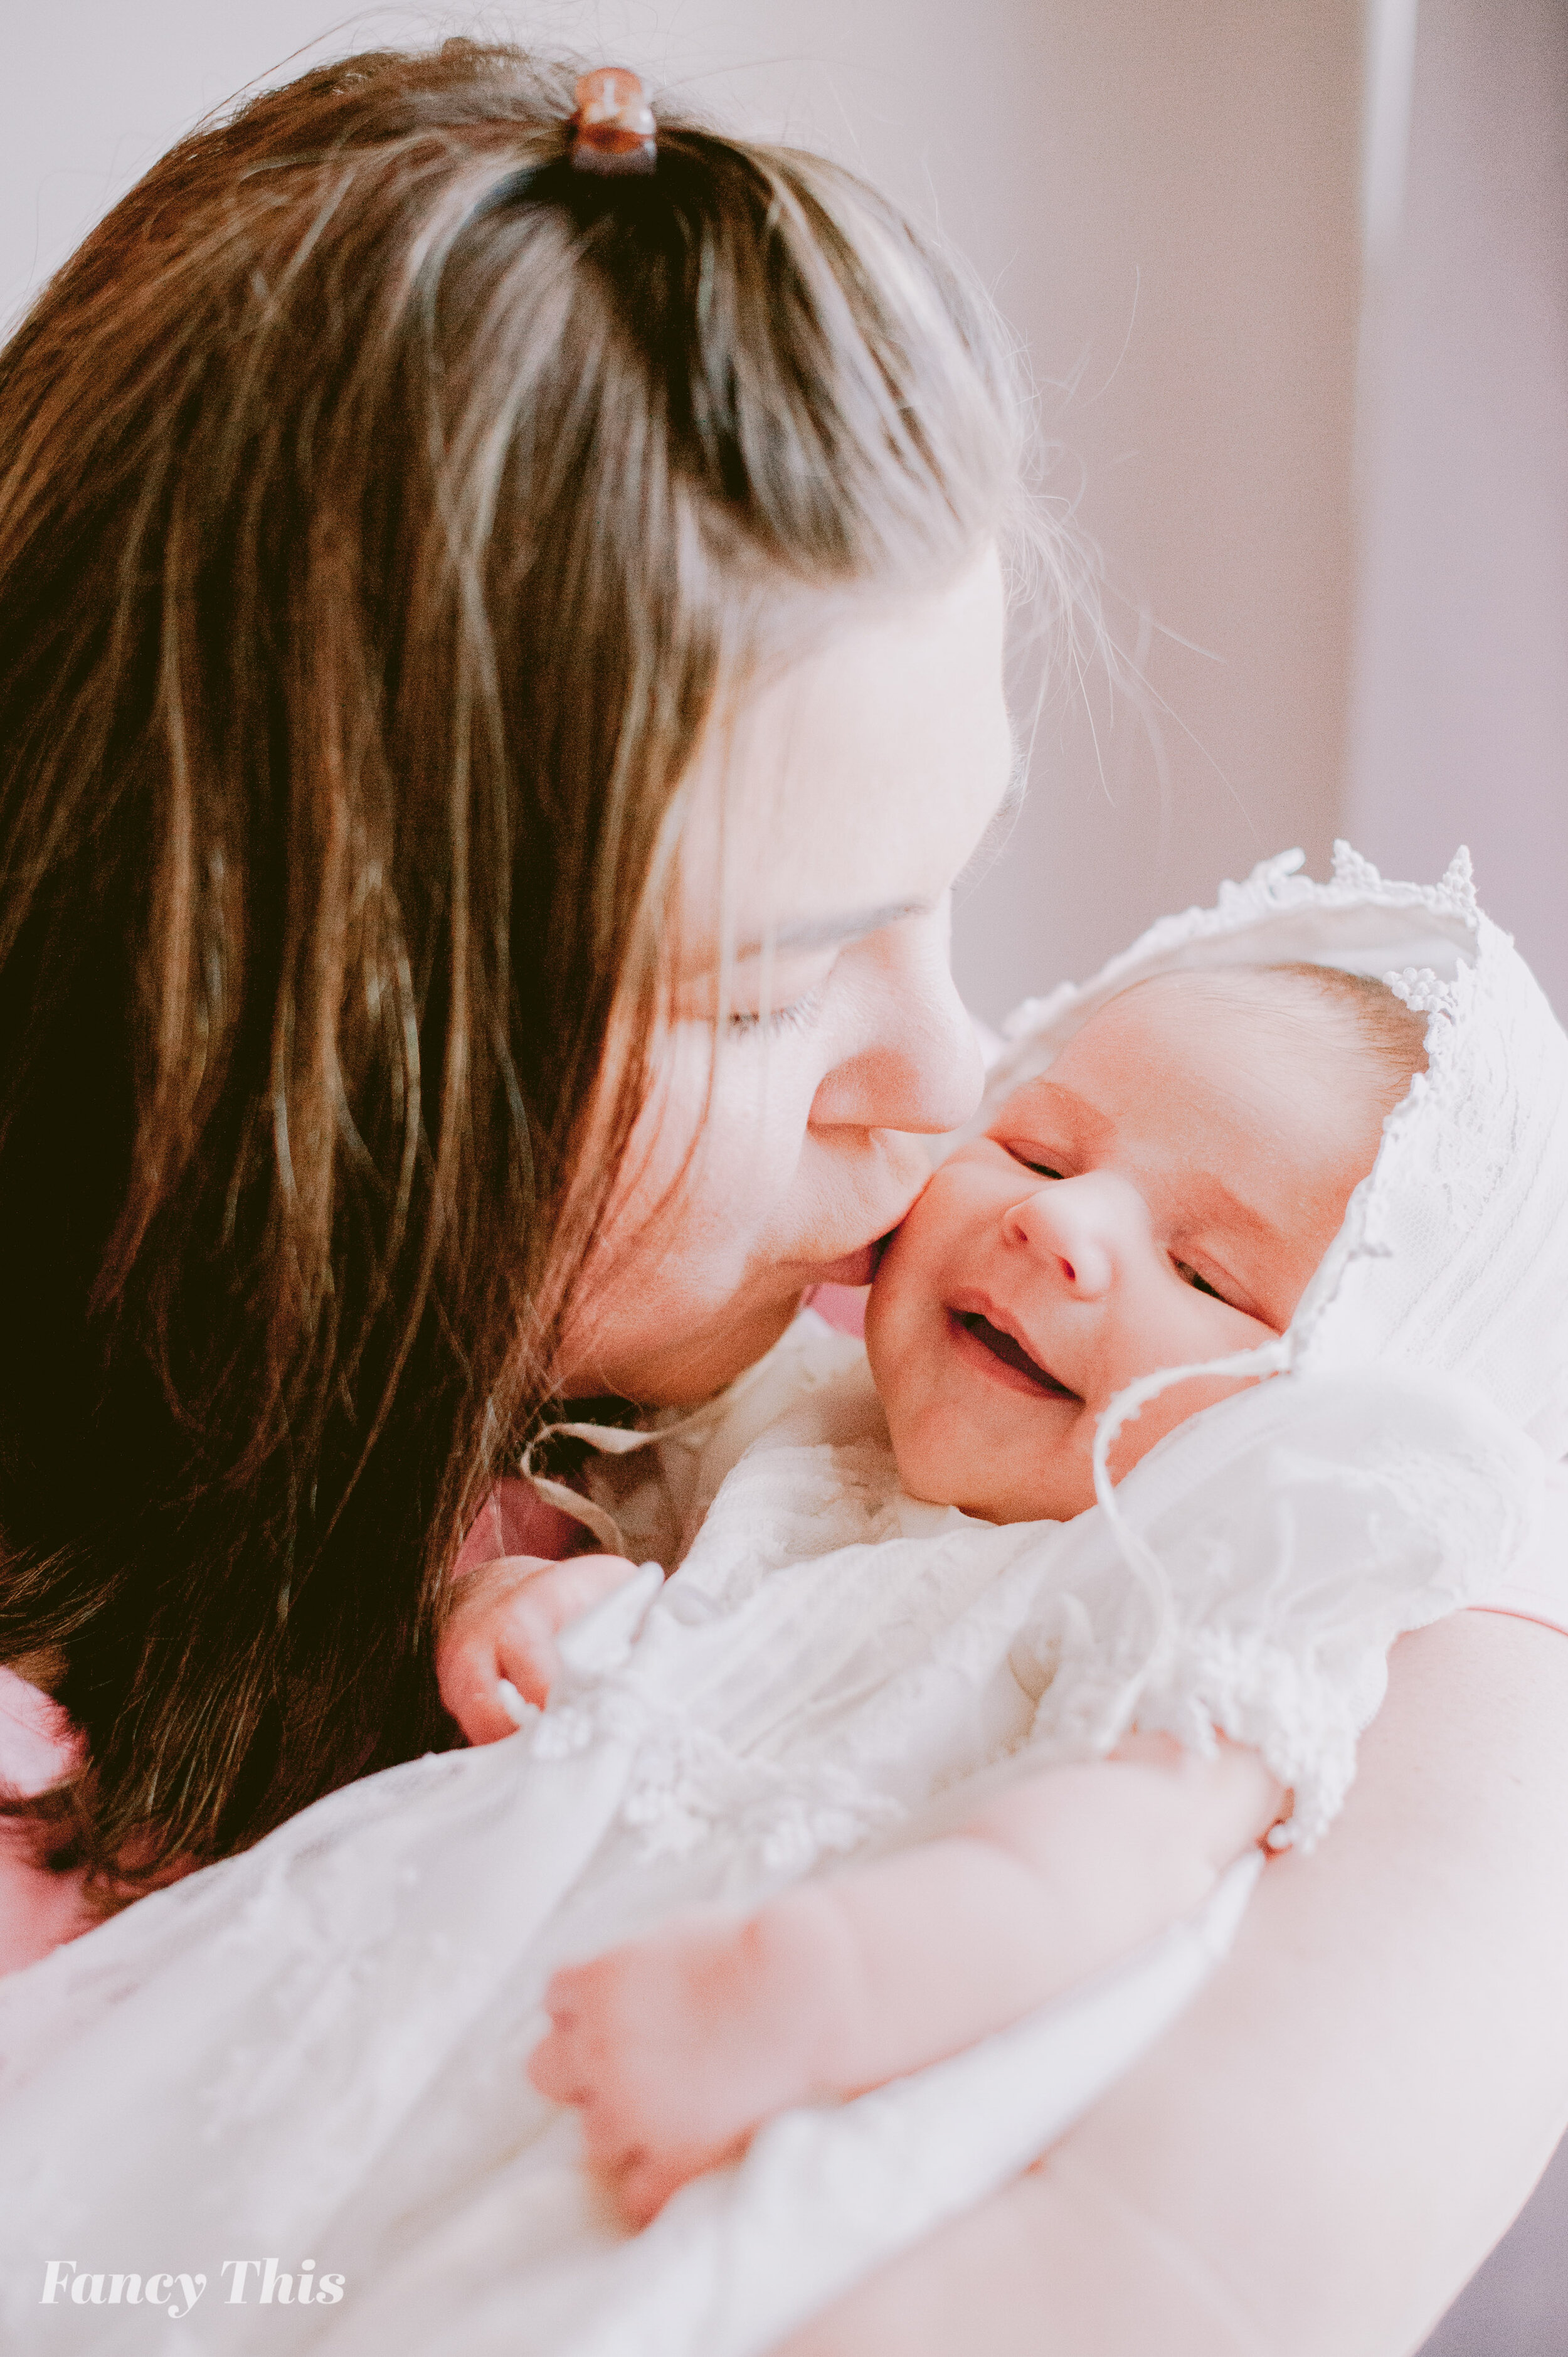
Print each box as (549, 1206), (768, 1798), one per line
(977, 841), (1568, 1462)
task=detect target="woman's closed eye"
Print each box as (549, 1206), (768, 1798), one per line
(726, 981), (828, 1038)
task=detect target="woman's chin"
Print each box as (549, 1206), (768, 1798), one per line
(810, 1242), (879, 1287)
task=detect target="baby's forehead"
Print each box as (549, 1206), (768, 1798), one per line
(987, 972), (1291, 1117)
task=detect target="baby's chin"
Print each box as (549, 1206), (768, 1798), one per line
(883, 1418), (1097, 1527)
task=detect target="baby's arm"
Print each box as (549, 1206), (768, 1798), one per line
(440, 1476), (644, 1743)
(528, 1737), (1283, 2224)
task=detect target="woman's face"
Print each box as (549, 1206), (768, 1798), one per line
(558, 550), (1014, 1406)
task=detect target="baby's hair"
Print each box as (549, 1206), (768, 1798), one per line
(1120, 962), (1428, 1118)
(1264, 963), (1429, 1108)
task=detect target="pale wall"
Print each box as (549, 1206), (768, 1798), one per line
(1348, 0), (1568, 1014)
(3, 1), (1363, 1021)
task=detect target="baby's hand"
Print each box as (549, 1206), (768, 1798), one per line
(527, 1737), (1289, 2228)
(528, 1897), (842, 2227)
(438, 1553), (645, 1743)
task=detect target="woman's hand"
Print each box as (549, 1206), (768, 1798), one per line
(438, 1553), (645, 1742)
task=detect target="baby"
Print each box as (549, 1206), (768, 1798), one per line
(3, 851), (1555, 2357)
(441, 959), (1428, 2225)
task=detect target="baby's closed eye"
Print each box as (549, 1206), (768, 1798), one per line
(1170, 1258), (1227, 1302)
(1002, 1146), (1066, 1180)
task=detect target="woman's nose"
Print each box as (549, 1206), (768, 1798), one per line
(1004, 1173), (1138, 1298)
(810, 904), (985, 1137)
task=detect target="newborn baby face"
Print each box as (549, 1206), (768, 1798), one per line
(864, 972), (1399, 1523)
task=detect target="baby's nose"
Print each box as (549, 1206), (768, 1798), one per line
(1004, 1175), (1130, 1298)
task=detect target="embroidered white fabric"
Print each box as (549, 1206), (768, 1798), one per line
(0, 844), (1562, 2356)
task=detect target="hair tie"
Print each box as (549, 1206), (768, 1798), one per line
(571, 68), (657, 177)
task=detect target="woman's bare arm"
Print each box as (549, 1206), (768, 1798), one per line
(770, 1611), (1568, 2357)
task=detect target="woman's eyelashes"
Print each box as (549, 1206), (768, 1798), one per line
(726, 981), (827, 1038)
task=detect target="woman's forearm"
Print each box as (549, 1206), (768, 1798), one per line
(771, 1612), (1568, 2357)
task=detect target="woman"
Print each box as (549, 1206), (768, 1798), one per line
(0, 40), (1563, 2354)
(0, 39), (1025, 1898)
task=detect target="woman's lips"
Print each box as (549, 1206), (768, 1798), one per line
(947, 1307), (1081, 1401)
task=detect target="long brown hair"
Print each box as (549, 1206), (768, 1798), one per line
(0, 41), (1026, 1889)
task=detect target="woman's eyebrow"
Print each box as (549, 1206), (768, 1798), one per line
(738, 738), (1021, 960)
(733, 900), (931, 957)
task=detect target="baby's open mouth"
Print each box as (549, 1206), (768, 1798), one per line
(951, 1311), (1081, 1400)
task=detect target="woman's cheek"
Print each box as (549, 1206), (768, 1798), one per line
(620, 1023), (718, 1186)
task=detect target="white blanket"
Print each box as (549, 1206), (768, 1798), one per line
(0, 844), (1562, 2356)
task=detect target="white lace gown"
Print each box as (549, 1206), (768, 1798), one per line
(0, 844), (1563, 2357)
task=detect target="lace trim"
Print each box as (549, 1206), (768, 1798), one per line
(525, 1684), (904, 1877)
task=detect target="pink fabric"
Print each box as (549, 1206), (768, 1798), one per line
(0, 1665), (77, 1794)
(802, 1283), (869, 1339)
(0, 1667), (93, 1977)
(451, 1476), (588, 1578)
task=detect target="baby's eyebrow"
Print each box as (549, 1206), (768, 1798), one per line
(990, 1077), (1110, 1147)
(1175, 1168), (1286, 1245)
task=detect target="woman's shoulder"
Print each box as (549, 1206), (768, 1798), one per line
(1467, 1459), (1568, 1637)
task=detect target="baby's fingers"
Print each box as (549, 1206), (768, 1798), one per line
(527, 2020), (585, 2106)
(492, 1597), (563, 1715)
(612, 2143), (738, 2230)
(528, 1959), (617, 2100)
(528, 1960), (667, 2152)
(487, 1557), (649, 1713)
(437, 1628), (532, 1745)
(524, 1553), (650, 1629)
(440, 1554), (647, 1740)
(1196, 1737), (1289, 1851)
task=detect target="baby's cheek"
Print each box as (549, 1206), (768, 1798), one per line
(888, 1423), (961, 1508)
(862, 1252), (926, 1403)
(877, 1372), (960, 1504)
(1019, 1415), (1096, 1520)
